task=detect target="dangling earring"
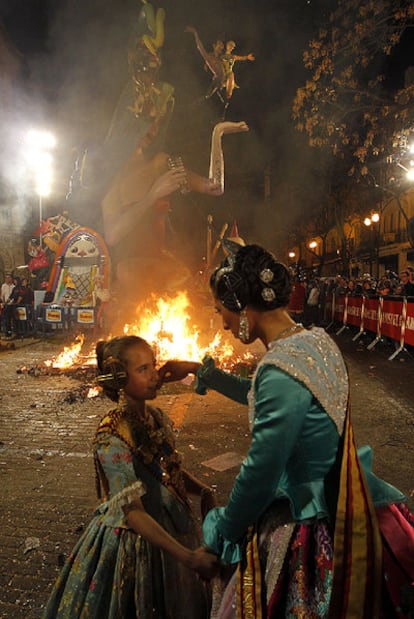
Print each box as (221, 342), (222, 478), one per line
(238, 308), (250, 343)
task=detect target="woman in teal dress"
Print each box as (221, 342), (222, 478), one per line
(159, 243), (414, 619)
(43, 335), (218, 619)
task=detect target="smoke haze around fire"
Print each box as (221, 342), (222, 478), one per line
(1, 0), (335, 267)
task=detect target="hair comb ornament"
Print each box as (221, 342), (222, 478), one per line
(214, 239), (238, 283)
(97, 355), (128, 390)
(214, 240), (245, 310)
(262, 287), (276, 302)
(215, 238), (241, 281)
(97, 371), (127, 385)
(260, 268), (274, 284)
(222, 238), (243, 259)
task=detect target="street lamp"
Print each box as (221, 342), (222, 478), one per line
(364, 212), (380, 277)
(26, 129), (56, 246)
(396, 159), (414, 182)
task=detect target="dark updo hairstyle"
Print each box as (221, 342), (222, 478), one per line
(210, 244), (292, 312)
(96, 335), (148, 401)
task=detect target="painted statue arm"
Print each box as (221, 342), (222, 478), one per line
(185, 26), (218, 77)
(208, 121), (249, 194)
(102, 121), (250, 246)
(103, 166), (187, 247)
(233, 53), (255, 62)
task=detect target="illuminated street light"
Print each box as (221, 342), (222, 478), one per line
(364, 212), (380, 226)
(363, 212), (380, 276)
(27, 129), (56, 151)
(308, 240), (318, 249)
(396, 160), (414, 182)
(288, 251), (296, 259)
(26, 129), (56, 246)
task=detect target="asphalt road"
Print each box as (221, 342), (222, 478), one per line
(0, 328), (413, 618)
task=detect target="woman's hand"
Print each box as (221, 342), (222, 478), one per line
(190, 546), (220, 580)
(157, 360), (201, 386)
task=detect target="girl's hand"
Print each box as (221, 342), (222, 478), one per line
(190, 546), (220, 580)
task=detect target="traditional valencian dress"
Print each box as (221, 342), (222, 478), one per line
(42, 404), (210, 619)
(197, 327), (414, 618)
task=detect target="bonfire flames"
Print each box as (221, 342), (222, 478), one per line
(17, 292), (257, 394)
(124, 292), (247, 369)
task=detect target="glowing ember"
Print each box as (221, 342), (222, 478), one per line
(43, 334), (95, 369)
(87, 386), (102, 398)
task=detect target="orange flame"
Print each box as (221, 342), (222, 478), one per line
(124, 291), (244, 365)
(43, 333), (95, 369)
(42, 291), (255, 371)
(87, 386), (101, 398)
(44, 334), (86, 369)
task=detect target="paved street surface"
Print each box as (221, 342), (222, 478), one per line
(0, 329), (413, 618)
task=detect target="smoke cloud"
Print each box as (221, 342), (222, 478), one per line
(1, 0), (334, 266)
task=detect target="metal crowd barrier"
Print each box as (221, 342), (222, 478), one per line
(325, 293), (414, 360)
(14, 305), (36, 337)
(36, 305), (96, 336)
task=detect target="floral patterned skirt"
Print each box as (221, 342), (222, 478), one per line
(42, 503), (211, 619)
(213, 502), (414, 619)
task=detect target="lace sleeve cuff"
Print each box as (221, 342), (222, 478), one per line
(202, 507), (241, 564)
(106, 480), (146, 520)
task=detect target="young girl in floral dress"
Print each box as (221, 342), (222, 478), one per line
(43, 335), (217, 618)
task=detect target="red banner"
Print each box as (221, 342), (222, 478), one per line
(380, 299), (403, 343)
(405, 301), (414, 346)
(362, 298), (379, 333)
(334, 298), (345, 322)
(345, 297), (363, 327)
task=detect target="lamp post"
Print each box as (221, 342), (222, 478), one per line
(26, 130), (56, 247)
(288, 251), (296, 274)
(363, 212), (380, 278)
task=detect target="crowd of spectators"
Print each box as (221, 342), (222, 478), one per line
(0, 274), (35, 338)
(322, 267), (414, 299)
(288, 267), (414, 328)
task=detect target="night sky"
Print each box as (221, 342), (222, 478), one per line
(0, 0), (334, 259)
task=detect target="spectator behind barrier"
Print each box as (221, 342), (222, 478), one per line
(399, 270), (414, 297)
